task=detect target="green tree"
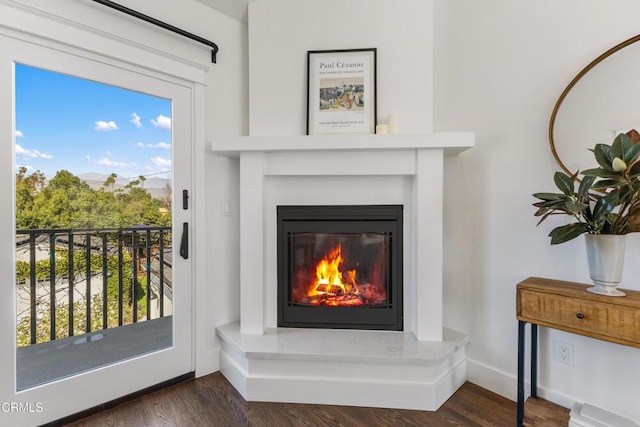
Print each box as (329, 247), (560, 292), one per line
(118, 187), (168, 227)
(16, 169), (170, 229)
(15, 167), (46, 229)
(124, 179), (140, 190)
(103, 173), (117, 192)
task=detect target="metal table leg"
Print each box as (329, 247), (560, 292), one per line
(531, 324), (538, 398)
(517, 320), (526, 427)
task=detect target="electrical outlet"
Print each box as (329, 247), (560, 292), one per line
(553, 340), (574, 366)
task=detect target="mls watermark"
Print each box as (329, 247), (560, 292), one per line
(1, 402), (43, 413)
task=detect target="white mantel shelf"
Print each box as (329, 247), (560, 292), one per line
(211, 132), (475, 157)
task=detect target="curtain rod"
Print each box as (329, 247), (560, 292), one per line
(91, 0), (219, 63)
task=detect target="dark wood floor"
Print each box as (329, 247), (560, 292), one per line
(64, 372), (569, 426)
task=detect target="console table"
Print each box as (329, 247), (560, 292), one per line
(516, 276), (640, 427)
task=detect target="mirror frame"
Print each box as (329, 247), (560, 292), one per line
(549, 33), (640, 175)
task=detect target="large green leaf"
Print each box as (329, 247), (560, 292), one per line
(548, 223), (590, 244)
(553, 171), (574, 195)
(533, 200), (574, 216)
(534, 203), (567, 220)
(592, 192), (620, 221)
(582, 168), (621, 178)
(532, 192), (565, 201)
(533, 199), (567, 211)
(578, 175), (596, 200)
(592, 179), (620, 190)
(534, 206), (552, 217)
(611, 133), (632, 160)
(566, 200), (588, 213)
(533, 203), (560, 216)
(592, 144), (613, 170)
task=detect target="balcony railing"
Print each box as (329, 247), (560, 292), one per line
(15, 226), (172, 346)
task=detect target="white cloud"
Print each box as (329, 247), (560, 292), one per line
(151, 115), (171, 131)
(105, 150), (113, 157)
(86, 155), (135, 168)
(16, 144), (53, 159)
(16, 164), (34, 172)
(130, 113), (142, 128)
(136, 142), (171, 150)
(94, 120), (118, 132)
(15, 130), (24, 138)
(151, 156), (171, 168)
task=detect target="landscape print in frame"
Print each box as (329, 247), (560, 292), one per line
(307, 48), (377, 135)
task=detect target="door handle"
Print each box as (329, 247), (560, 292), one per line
(180, 222), (189, 259)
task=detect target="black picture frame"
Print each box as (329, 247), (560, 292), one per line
(306, 48), (377, 135)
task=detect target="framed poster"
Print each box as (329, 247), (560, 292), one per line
(306, 48), (377, 135)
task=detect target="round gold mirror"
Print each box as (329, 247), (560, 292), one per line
(549, 34), (640, 175)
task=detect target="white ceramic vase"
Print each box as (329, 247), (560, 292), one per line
(585, 234), (626, 297)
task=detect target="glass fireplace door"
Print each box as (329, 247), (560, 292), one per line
(277, 205), (403, 330)
(290, 232), (390, 307)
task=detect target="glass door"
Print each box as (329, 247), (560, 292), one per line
(0, 35), (193, 425)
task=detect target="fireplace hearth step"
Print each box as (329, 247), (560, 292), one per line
(216, 322), (467, 365)
(215, 322), (469, 411)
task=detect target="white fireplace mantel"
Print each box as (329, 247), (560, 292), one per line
(211, 133), (474, 157)
(211, 132), (474, 411)
(212, 132), (474, 341)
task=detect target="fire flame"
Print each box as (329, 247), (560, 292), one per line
(313, 244), (359, 298)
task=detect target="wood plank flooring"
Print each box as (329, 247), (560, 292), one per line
(64, 372), (569, 426)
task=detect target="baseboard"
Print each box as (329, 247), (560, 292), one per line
(467, 358), (576, 410)
(195, 345), (220, 378)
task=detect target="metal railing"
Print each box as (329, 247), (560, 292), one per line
(16, 226), (172, 346)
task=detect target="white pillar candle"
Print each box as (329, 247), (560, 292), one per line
(387, 114), (399, 134)
(376, 124), (388, 134)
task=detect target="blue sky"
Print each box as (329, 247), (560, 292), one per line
(14, 63), (172, 182)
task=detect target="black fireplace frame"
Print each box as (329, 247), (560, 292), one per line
(277, 205), (403, 331)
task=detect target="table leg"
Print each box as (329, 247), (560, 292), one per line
(517, 320), (525, 427)
(531, 323), (538, 398)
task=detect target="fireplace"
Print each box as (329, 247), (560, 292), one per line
(277, 205), (403, 330)
(215, 135), (474, 410)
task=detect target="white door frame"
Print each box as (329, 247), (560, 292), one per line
(0, 3), (208, 425)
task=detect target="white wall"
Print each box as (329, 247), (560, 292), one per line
(435, 0), (640, 421)
(248, 0), (433, 135)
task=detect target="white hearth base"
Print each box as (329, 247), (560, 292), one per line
(216, 322), (469, 411)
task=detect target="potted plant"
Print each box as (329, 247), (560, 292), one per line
(533, 132), (640, 296)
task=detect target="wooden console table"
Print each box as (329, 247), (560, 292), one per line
(516, 276), (640, 427)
